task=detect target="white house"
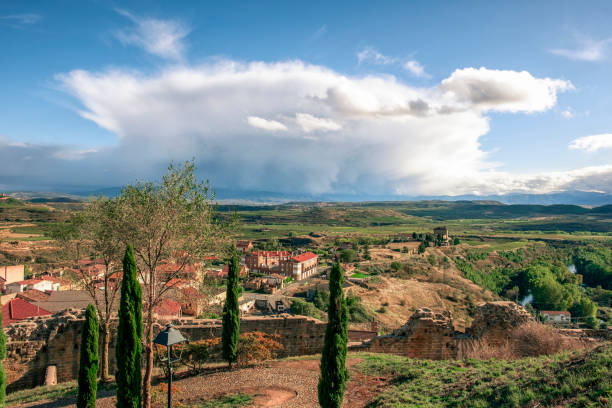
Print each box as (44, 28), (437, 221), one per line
(541, 310), (571, 324)
(5, 279), (60, 294)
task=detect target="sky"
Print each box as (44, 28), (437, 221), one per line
(1, 0), (612, 197)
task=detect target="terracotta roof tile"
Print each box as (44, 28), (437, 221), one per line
(2, 298), (52, 326)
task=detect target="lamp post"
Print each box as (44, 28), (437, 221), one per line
(153, 324), (187, 408)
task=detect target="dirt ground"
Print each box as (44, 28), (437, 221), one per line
(351, 247), (494, 331)
(0, 223), (41, 240)
(15, 358), (385, 408)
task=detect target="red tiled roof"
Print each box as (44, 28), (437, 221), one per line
(165, 278), (189, 288)
(292, 252), (318, 263)
(541, 310), (571, 316)
(13, 279), (43, 285)
(203, 256), (219, 261)
(2, 298), (52, 326)
(153, 298), (182, 317)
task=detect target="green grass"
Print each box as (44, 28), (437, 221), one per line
(358, 344), (612, 407)
(6, 382), (78, 405)
(190, 393), (253, 407)
(351, 272), (370, 279)
(6, 381), (117, 405)
(9, 225), (46, 235)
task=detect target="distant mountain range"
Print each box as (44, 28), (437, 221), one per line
(5, 188), (612, 207)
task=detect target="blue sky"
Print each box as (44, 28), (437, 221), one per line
(1, 1), (612, 196)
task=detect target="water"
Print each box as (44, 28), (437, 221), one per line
(568, 264), (577, 274)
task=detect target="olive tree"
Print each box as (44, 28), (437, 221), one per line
(114, 161), (231, 408)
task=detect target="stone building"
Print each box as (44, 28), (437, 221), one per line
(245, 251), (291, 274)
(236, 240), (254, 253)
(279, 252), (318, 280)
(433, 226), (450, 246)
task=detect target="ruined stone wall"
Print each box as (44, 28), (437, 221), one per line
(7, 301), (589, 392)
(351, 302), (536, 359)
(4, 313), (326, 391)
(351, 308), (460, 359)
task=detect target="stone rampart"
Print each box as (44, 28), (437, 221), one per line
(8, 301), (589, 392)
(4, 313), (326, 391)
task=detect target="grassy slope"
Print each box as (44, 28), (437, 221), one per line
(359, 344), (612, 408)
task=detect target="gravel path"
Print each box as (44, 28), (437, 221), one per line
(14, 358), (384, 408)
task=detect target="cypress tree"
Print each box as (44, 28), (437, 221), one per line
(222, 250), (240, 368)
(318, 262), (349, 408)
(0, 298), (6, 406)
(77, 304), (99, 408)
(116, 245), (142, 408)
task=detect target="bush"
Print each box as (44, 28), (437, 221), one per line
(313, 289), (330, 311)
(346, 291), (372, 323)
(179, 338), (221, 373)
(290, 298), (322, 319)
(464, 322), (585, 359)
(237, 332), (283, 367)
(339, 249), (357, 263)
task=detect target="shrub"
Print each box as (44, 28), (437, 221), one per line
(346, 291), (372, 323)
(290, 298), (322, 319)
(339, 249), (357, 263)
(179, 338), (221, 373)
(237, 332), (283, 367)
(464, 322), (585, 359)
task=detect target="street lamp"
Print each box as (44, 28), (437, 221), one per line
(153, 324), (187, 408)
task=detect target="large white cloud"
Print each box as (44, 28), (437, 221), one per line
(5, 60), (599, 196)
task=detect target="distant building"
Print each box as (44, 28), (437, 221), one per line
(280, 252), (319, 280)
(236, 240), (254, 253)
(245, 251), (291, 274)
(34, 290), (98, 313)
(244, 274), (284, 294)
(1, 265), (25, 291)
(433, 226), (450, 246)
(17, 289), (50, 303)
(153, 298), (182, 319)
(541, 310), (571, 324)
(6, 279), (59, 294)
(2, 298), (52, 326)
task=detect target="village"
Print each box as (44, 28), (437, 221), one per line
(1, 226), (577, 329)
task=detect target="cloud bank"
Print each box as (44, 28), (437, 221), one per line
(3, 59), (605, 197)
